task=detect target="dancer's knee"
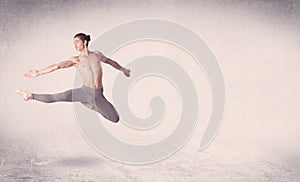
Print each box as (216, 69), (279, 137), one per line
(108, 114), (119, 123)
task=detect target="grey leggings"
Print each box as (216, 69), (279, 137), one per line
(32, 86), (119, 123)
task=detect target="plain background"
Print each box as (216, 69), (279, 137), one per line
(0, 0), (299, 181)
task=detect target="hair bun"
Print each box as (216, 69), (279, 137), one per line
(86, 35), (91, 41)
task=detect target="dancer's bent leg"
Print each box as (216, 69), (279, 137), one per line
(93, 89), (120, 123)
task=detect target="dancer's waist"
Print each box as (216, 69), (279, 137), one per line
(82, 85), (104, 91)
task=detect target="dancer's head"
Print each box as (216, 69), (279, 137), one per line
(73, 33), (91, 51)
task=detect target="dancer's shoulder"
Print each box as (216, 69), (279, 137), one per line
(94, 51), (108, 63)
(94, 51), (104, 56)
(69, 56), (80, 63)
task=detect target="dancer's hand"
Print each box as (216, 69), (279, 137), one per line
(121, 67), (131, 77)
(24, 70), (39, 78)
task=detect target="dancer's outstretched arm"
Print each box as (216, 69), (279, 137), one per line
(24, 57), (77, 78)
(96, 51), (131, 77)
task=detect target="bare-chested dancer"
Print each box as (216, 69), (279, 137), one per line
(16, 33), (131, 123)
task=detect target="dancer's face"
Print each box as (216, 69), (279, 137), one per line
(73, 37), (86, 51)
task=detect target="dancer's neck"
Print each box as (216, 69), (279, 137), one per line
(80, 47), (90, 57)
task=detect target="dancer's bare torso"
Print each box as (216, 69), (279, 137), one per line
(73, 51), (105, 89)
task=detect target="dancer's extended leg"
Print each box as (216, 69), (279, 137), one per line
(30, 87), (90, 103)
(17, 87), (120, 123)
